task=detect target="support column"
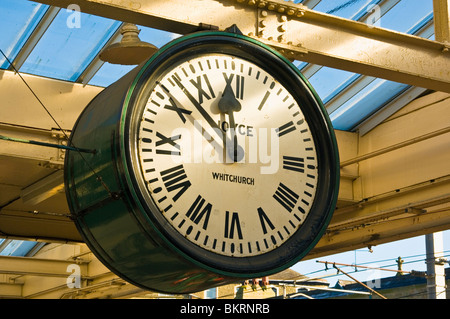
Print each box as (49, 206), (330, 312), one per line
(433, 0), (450, 43)
(425, 232), (447, 299)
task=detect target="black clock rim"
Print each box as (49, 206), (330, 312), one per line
(122, 32), (340, 277)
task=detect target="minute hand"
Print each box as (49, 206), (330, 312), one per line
(172, 76), (226, 144)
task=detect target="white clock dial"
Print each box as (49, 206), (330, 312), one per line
(136, 53), (318, 257)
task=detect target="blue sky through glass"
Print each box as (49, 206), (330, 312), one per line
(300, 0), (434, 130)
(0, 240), (38, 257)
(330, 79), (409, 130)
(19, 10), (121, 81)
(0, 0), (48, 69)
(293, 230), (450, 288)
(313, 0), (379, 18)
(308, 67), (356, 103)
(379, 0), (433, 32)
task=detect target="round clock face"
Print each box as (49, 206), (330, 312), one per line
(137, 53), (317, 257)
(126, 34), (338, 274)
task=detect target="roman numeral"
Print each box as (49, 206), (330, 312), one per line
(258, 82), (274, 111)
(273, 183), (299, 212)
(257, 207), (275, 235)
(160, 165), (191, 202)
(163, 97), (192, 123)
(282, 156), (304, 173)
(186, 195), (212, 230)
(235, 74), (244, 100)
(276, 121), (296, 137)
(155, 132), (181, 155)
(222, 73), (245, 100)
(190, 74), (216, 104)
(258, 91), (270, 111)
(224, 211), (243, 240)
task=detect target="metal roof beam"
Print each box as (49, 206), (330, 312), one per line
(308, 91), (450, 258)
(299, 0), (403, 99)
(0, 255), (88, 277)
(433, 0), (450, 43)
(301, 0), (401, 81)
(20, 170), (64, 206)
(33, 0), (450, 93)
(0, 69), (102, 130)
(0, 123), (65, 168)
(0, 209), (82, 243)
(0, 282), (23, 298)
(325, 13), (436, 131)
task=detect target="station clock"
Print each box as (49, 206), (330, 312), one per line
(65, 31), (339, 293)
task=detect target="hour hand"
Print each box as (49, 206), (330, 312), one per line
(218, 83), (241, 114)
(218, 83), (244, 162)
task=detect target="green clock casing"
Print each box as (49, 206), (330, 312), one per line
(65, 31), (339, 293)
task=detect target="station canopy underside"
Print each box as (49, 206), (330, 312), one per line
(0, 0), (449, 281)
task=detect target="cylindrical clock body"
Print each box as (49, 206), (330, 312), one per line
(65, 67), (234, 293)
(65, 32), (339, 294)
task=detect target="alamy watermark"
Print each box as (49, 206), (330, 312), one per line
(66, 4), (81, 29)
(167, 120), (281, 175)
(66, 264), (81, 289)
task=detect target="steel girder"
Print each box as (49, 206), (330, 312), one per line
(32, 0), (450, 93)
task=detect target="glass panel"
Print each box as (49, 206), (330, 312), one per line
(0, 240), (38, 256)
(0, 240), (21, 256)
(312, 0), (380, 19)
(88, 63), (135, 88)
(138, 26), (181, 49)
(294, 60), (308, 72)
(310, 0), (434, 131)
(307, 66), (357, 102)
(378, 0), (433, 34)
(19, 10), (121, 81)
(329, 79), (409, 130)
(306, 0), (433, 35)
(0, 0), (49, 69)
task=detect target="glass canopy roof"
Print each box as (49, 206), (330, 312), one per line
(20, 11), (121, 81)
(0, 0), (435, 256)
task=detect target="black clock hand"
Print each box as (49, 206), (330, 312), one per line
(218, 82), (244, 162)
(163, 86), (226, 156)
(172, 76), (236, 162)
(172, 76), (222, 132)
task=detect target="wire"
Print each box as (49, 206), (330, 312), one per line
(0, 134), (95, 153)
(298, 251), (450, 287)
(303, 249), (450, 277)
(0, 48), (114, 197)
(0, 49), (70, 142)
(395, 289), (428, 299)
